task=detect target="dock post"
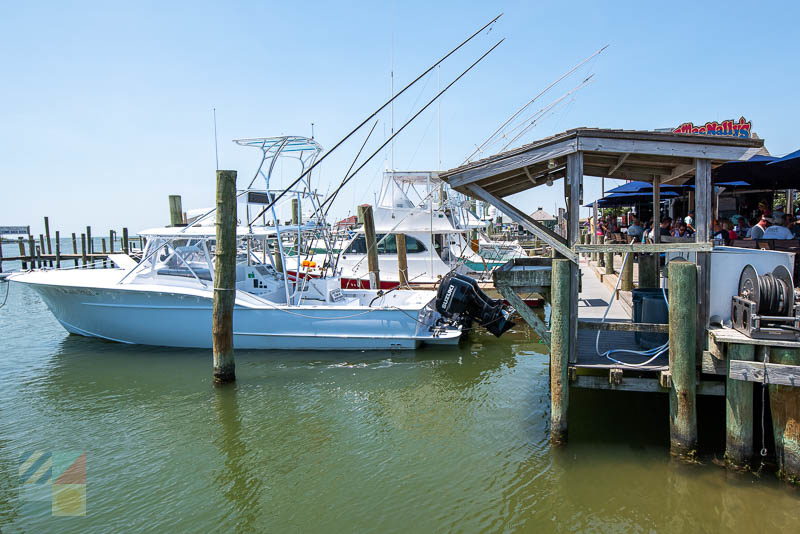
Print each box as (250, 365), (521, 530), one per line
(620, 252), (634, 291)
(18, 237), (27, 270)
(122, 228), (129, 255)
(291, 197), (300, 226)
(80, 233), (87, 267)
(86, 226), (93, 255)
(101, 238), (107, 268)
(638, 254), (658, 288)
(396, 233), (408, 287)
(550, 258), (571, 445)
(768, 347), (800, 484)
(667, 260), (698, 458)
(212, 170), (237, 384)
(358, 204), (380, 290)
(38, 235), (46, 267)
(44, 217), (53, 266)
(604, 236), (615, 275)
(109, 230), (115, 253)
(55, 231), (61, 268)
(169, 195), (184, 226)
(0, 237), (3, 272)
(725, 343), (755, 469)
(71, 233), (78, 267)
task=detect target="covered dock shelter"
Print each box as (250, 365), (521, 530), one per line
(439, 128), (800, 472)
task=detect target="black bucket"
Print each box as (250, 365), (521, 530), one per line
(632, 288), (669, 349)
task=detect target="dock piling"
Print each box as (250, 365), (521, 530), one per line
(71, 233), (78, 267)
(169, 195), (184, 226)
(638, 253), (658, 288)
(358, 204), (380, 290)
(44, 217), (53, 266)
(55, 231), (61, 268)
(396, 233), (409, 287)
(550, 258), (571, 445)
(212, 170), (237, 384)
(620, 252), (634, 291)
(725, 343), (755, 469)
(122, 228), (129, 255)
(667, 260), (698, 458)
(768, 347), (800, 484)
(604, 236), (615, 275)
(80, 233), (87, 267)
(18, 237), (27, 270)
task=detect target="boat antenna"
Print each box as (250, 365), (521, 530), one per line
(464, 44), (608, 163)
(213, 107), (219, 171)
(318, 39), (504, 215)
(248, 13), (503, 226)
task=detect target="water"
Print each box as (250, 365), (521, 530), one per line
(0, 250), (797, 532)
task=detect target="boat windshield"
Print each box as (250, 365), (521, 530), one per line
(133, 237), (215, 284)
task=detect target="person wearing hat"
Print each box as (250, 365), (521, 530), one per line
(762, 215), (794, 239)
(773, 205), (786, 222)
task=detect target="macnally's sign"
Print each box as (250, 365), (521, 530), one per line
(673, 116), (752, 138)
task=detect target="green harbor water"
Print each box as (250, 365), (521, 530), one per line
(0, 251), (798, 532)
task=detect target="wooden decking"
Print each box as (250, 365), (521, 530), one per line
(576, 258), (669, 371)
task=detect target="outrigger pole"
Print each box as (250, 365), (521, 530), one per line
(248, 12), (504, 226)
(317, 39), (505, 215)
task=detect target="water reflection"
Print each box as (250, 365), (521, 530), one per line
(212, 385), (262, 533)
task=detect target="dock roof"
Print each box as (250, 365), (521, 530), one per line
(440, 128), (765, 198)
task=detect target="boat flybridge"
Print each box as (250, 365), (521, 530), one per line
(10, 136), (514, 350)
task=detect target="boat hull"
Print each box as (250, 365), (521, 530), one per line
(20, 282), (460, 350)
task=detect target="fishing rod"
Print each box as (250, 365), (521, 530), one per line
(499, 74), (594, 151)
(464, 44), (608, 163)
(322, 120), (379, 218)
(318, 39), (505, 215)
(248, 13), (504, 226)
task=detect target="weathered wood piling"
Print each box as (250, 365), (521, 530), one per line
(358, 204), (380, 290)
(667, 260), (698, 458)
(768, 347), (800, 483)
(396, 233), (409, 287)
(212, 170), (237, 384)
(724, 343), (755, 469)
(549, 258), (571, 445)
(169, 195), (184, 226)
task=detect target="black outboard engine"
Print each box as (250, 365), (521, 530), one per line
(435, 273), (515, 337)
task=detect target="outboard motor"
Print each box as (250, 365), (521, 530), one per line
(435, 273), (515, 337)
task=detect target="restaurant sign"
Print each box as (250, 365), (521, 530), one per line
(673, 116), (752, 138)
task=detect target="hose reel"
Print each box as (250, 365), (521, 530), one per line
(732, 264), (800, 340)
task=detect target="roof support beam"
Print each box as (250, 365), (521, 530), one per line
(465, 184), (577, 262)
(607, 152), (630, 175)
(662, 164), (695, 184)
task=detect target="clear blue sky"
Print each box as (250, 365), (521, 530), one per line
(2, 1), (798, 235)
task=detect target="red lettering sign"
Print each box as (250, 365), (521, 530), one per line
(673, 117), (752, 138)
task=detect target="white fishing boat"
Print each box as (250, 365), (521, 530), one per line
(325, 171), (527, 289)
(10, 136), (514, 349)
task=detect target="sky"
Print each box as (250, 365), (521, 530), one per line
(2, 0), (799, 236)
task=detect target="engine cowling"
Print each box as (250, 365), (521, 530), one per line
(435, 273), (514, 337)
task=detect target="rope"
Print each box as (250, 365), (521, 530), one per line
(0, 279), (9, 309)
(594, 253), (669, 367)
(761, 348), (769, 458)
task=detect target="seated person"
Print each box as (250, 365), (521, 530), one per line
(749, 216), (769, 240)
(626, 216), (644, 242)
(671, 222), (689, 238)
(659, 217), (672, 237)
(762, 217), (794, 239)
(712, 221), (731, 245)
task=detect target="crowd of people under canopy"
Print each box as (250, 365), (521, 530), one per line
(590, 202), (800, 245)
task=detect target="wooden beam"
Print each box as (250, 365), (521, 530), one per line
(607, 152), (630, 175)
(566, 152), (582, 365)
(577, 320), (669, 333)
(465, 184), (577, 262)
(729, 360), (800, 386)
(496, 284), (550, 346)
(662, 164), (695, 184)
(573, 242), (713, 253)
(577, 136), (762, 162)
(571, 375), (724, 395)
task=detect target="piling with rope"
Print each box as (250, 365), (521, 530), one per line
(212, 170), (238, 384)
(396, 233), (409, 287)
(725, 343), (755, 470)
(550, 258), (571, 445)
(768, 347), (800, 484)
